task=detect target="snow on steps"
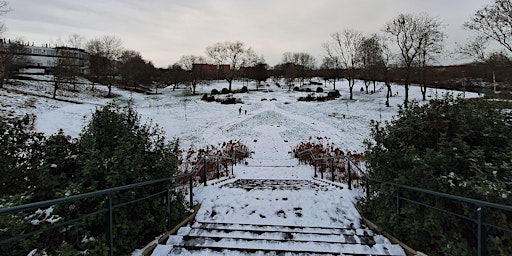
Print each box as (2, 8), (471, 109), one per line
(156, 179), (406, 256)
(165, 221), (404, 255)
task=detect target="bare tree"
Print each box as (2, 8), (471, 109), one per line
(206, 41), (259, 91)
(119, 50), (155, 91)
(320, 56), (341, 90)
(458, 36), (490, 62)
(357, 34), (384, 94)
(0, 1), (11, 34)
(380, 40), (395, 107)
(85, 35), (123, 97)
(0, 40), (32, 88)
(52, 47), (83, 96)
(464, 0), (512, 55)
(324, 29), (363, 100)
(384, 13), (444, 106)
(176, 54), (208, 94)
(280, 52), (316, 86)
(66, 34), (86, 49)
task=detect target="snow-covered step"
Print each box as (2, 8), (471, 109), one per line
(166, 221), (404, 256)
(168, 247), (339, 256)
(220, 179), (336, 191)
(246, 158), (298, 167)
(193, 221), (359, 236)
(171, 236), (405, 255)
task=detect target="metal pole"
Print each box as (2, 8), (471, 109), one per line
(320, 161), (324, 179)
(477, 207), (488, 256)
(330, 158), (334, 182)
(189, 175), (193, 206)
(203, 157), (207, 186)
(105, 194), (114, 256)
(347, 160), (352, 190)
(314, 159), (317, 178)
(166, 188), (170, 229)
(216, 157), (220, 179)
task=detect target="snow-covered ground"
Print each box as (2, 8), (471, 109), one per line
(1, 77), (478, 255)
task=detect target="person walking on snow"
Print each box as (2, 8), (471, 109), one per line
(239, 106), (242, 115)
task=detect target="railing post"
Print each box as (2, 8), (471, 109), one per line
(166, 188), (170, 229)
(330, 158), (335, 182)
(313, 158), (317, 178)
(477, 207), (488, 256)
(189, 175), (193, 207)
(231, 153), (235, 176)
(347, 160), (352, 190)
(396, 187), (401, 223)
(216, 157), (220, 179)
(365, 177), (370, 198)
(203, 157), (207, 186)
(105, 193), (114, 256)
(320, 161), (324, 179)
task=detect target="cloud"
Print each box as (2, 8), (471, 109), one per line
(2, 0), (492, 67)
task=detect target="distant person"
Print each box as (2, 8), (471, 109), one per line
(239, 106), (242, 115)
(245, 110), (247, 115)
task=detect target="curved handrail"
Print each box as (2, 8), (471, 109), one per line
(0, 149), (250, 255)
(295, 149), (512, 255)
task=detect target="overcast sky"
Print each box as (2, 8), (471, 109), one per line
(3, 0), (490, 67)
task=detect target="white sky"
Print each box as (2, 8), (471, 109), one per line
(3, 0), (489, 68)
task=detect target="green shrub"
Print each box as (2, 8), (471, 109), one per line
(1, 104), (186, 255)
(0, 115), (45, 196)
(363, 95), (512, 255)
(76, 103), (183, 254)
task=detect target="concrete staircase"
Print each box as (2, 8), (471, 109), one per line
(157, 179), (406, 256)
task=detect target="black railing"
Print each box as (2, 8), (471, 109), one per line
(296, 149), (366, 190)
(0, 150), (248, 256)
(296, 149), (512, 256)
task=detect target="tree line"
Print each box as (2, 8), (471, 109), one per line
(0, 0), (511, 105)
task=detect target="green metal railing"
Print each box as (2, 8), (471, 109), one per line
(296, 149), (366, 190)
(296, 149), (512, 256)
(0, 150), (248, 256)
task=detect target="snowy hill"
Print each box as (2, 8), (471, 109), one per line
(1, 77), (477, 255)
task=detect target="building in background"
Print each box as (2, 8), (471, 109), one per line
(0, 39), (89, 75)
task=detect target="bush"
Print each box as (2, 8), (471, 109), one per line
(363, 95), (512, 255)
(241, 86), (248, 93)
(76, 103), (183, 254)
(0, 115), (45, 196)
(327, 90), (341, 99)
(316, 87), (324, 93)
(221, 88), (231, 94)
(0, 104), (186, 255)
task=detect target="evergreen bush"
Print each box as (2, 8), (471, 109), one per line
(363, 95), (512, 255)
(0, 104), (186, 255)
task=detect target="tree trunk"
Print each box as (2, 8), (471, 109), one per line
(227, 79), (233, 91)
(107, 84), (112, 98)
(53, 81), (58, 99)
(404, 83), (409, 107)
(348, 78), (354, 100)
(420, 68), (427, 101)
(404, 70), (410, 107)
(386, 82), (392, 107)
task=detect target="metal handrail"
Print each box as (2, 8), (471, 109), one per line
(365, 178), (512, 256)
(296, 149), (365, 189)
(0, 149), (250, 256)
(296, 149), (512, 255)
